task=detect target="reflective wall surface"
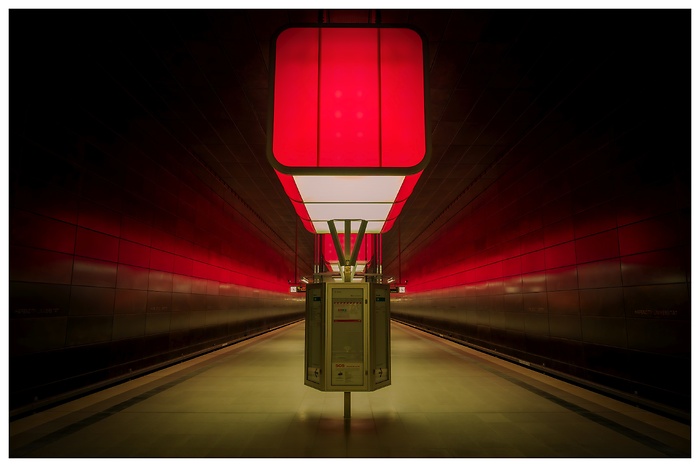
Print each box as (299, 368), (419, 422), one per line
(9, 108), (304, 415)
(389, 120), (690, 414)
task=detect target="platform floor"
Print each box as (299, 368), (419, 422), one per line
(8, 321), (691, 458)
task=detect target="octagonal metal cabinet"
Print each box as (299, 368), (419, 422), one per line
(304, 282), (391, 392)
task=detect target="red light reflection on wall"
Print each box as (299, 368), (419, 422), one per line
(10, 199), (295, 295)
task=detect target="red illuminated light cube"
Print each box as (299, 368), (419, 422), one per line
(267, 25), (430, 234)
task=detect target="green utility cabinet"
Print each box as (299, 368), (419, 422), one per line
(304, 282), (391, 392)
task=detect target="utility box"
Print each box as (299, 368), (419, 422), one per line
(304, 282), (391, 392)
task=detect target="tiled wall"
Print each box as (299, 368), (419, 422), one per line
(9, 121), (304, 413)
(388, 128), (690, 412)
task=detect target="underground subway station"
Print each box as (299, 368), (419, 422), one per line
(6, 8), (692, 458)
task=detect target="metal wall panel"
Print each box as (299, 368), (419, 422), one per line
(10, 317), (69, 355)
(112, 313), (147, 340)
(390, 114), (690, 413)
(9, 117), (304, 414)
(72, 258), (118, 288)
(66, 315), (114, 346)
(69, 286), (116, 316)
(10, 247), (74, 285)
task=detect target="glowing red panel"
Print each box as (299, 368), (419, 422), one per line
(272, 27), (319, 167)
(270, 25), (427, 170)
(319, 28), (380, 167)
(380, 28), (426, 166)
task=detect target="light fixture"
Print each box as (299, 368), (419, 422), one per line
(267, 24), (430, 234)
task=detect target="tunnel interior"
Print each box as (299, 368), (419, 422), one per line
(8, 9), (691, 419)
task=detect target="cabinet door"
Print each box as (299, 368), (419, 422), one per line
(328, 284), (367, 390)
(370, 283), (391, 390)
(305, 283), (325, 390)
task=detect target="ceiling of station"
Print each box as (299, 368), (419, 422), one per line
(11, 9), (688, 275)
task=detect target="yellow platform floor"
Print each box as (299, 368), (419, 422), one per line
(8, 321), (691, 458)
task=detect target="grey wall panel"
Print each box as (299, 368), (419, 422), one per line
(577, 259), (622, 289)
(10, 210), (77, 253)
(72, 258), (118, 288)
(169, 311), (193, 332)
(145, 313), (172, 335)
(114, 289), (148, 314)
(9, 282), (71, 319)
(547, 290), (579, 315)
(579, 287), (624, 317)
(172, 271), (194, 293)
(10, 317), (69, 355)
(502, 293), (523, 314)
(69, 286), (116, 316)
(545, 265), (577, 291)
(504, 311), (525, 333)
(116, 264), (150, 290)
(146, 291), (172, 314)
(522, 273), (546, 294)
(548, 315), (582, 341)
(66, 315), (114, 346)
(581, 316), (627, 348)
(10, 247), (74, 285)
(489, 309), (506, 330)
(626, 319), (689, 356)
(74, 227), (120, 262)
(621, 249), (688, 286)
(622, 284), (689, 318)
(148, 270), (174, 292)
(523, 313), (549, 336)
(112, 313), (147, 340)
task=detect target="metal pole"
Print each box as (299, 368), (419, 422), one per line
(344, 392), (351, 419)
(348, 220), (368, 268)
(344, 220), (352, 262)
(313, 234), (321, 282)
(375, 231), (383, 283)
(327, 220), (346, 266)
(398, 218), (401, 285)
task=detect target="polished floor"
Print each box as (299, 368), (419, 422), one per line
(8, 321), (692, 458)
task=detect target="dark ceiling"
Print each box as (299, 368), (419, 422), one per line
(10, 9), (689, 277)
